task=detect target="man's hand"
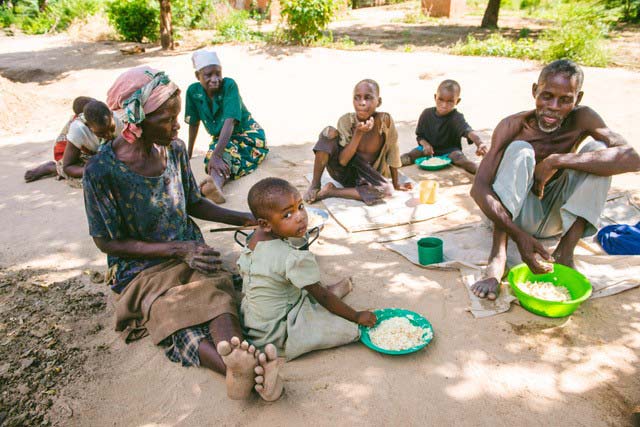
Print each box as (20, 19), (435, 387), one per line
(355, 117), (375, 134)
(207, 155), (230, 180)
(394, 182), (413, 192)
(355, 311), (377, 327)
(419, 139), (434, 156)
(533, 156), (558, 199)
(475, 143), (489, 157)
(179, 241), (222, 274)
(514, 232), (553, 274)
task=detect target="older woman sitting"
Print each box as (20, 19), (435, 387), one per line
(82, 66), (282, 401)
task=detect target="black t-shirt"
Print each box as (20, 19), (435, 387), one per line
(415, 107), (473, 155)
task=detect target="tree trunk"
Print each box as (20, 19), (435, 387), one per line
(481, 0), (500, 28)
(38, 0), (48, 12)
(159, 0), (174, 50)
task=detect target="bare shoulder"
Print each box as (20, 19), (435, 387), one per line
(491, 110), (530, 150)
(573, 105), (605, 127)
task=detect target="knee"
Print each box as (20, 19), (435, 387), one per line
(501, 140), (535, 167)
(578, 139), (607, 154)
(321, 126), (339, 140)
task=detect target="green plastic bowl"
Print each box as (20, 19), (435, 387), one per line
(360, 308), (434, 355)
(415, 155), (452, 171)
(507, 263), (592, 318)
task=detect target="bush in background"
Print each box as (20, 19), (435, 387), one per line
(2, 0), (100, 34)
(453, 33), (541, 59)
(280, 0), (336, 45)
(172, 0), (215, 29)
(539, 2), (612, 66)
(106, 0), (158, 42)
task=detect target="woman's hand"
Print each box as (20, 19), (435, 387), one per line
(207, 155), (230, 180)
(179, 241), (222, 274)
(355, 311), (377, 327)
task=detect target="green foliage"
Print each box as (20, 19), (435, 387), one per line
(603, 0), (640, 22)
(106, 0), (158, 42)
(211, 8), (264, 43)
(539, 2), (611, 66)
(280, 0), (336, 45)
(453, 33), (541, 59)
(454, 1), (613, 67)
(172, 0), (215, 29)
(2, 0), (101, 34)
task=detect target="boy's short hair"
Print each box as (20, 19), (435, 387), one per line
(437, 79), (461, 96)
(248, 177), (299, 220)
(83, 101), (112, 128)
(355, 79), (380, 96)
(72, 96), (95, 115)
(538, 59), (584, 91)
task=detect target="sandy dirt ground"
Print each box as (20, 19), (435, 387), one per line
(1, 30), (640, 426)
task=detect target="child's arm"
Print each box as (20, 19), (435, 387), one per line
(61, 143), (85, 178)
(187, 123), (199, 159)
(417, 138), (435, 156)
(304, 283), (377, 327)
(467, 130), (488, 156)
(390, 167), (412, 191)
(338, 117), (374, 166)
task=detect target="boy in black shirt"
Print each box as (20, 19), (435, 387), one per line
(401, 80), (488, 174)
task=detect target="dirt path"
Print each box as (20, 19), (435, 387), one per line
(1, 31), (639, 426)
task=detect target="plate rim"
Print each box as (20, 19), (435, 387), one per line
(359, 308), (434, 355)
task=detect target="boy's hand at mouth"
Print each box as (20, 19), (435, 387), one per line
(355, 117), (375, 134)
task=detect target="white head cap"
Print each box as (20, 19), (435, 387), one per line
(192, 49), (221, 72)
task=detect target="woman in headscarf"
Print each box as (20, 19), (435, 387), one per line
(185, 49), (269, 204)
(82, 66), (282, 401)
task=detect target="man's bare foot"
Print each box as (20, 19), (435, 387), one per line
(315, 182), (336, 201)
(327, 277), (353, 299)
(552, 250), (575, 270)
(24, 161), (56, 183)
(216, 337), (257, 400)
(200, 176), (226, 204)
(471, 255), (506, 300)
(471, 278), (500, 300)
(304, 184), (320, 203)
(254, 344), (283, 402)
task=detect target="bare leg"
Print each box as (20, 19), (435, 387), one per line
(253, 344), (284, 401)
(449, 151), (478, 175)
(304, 151), (329, 203)
(552, 217), (586, 269)
(25, 161), (57, 182)
(327, 277), (353, 299)
(200, 313), (257, 400)
(400, 147), (425, 166)
(471, 226), (508, 300)
(316, 182), (362, 202)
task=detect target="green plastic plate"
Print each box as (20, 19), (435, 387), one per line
(415, 155), (452, 171)
(360, 308), (434, 355)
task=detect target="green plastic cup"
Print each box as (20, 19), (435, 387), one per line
(417, 237), (443, 265)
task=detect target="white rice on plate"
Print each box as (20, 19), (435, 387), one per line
(368, 317), (432, 351)
(420, 157), (449, 167)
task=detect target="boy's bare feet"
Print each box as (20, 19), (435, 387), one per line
(24, 161), (57, 182)
(200, 176), (226, 204)
(304, 184), (320, 203)
(216, 337), (257, 400)
(254, 344), (283, 402)
(315, 182), (336, 201)
(327, 277), (353, 299)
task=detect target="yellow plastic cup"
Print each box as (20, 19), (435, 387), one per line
(419, 180), (438, 204)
